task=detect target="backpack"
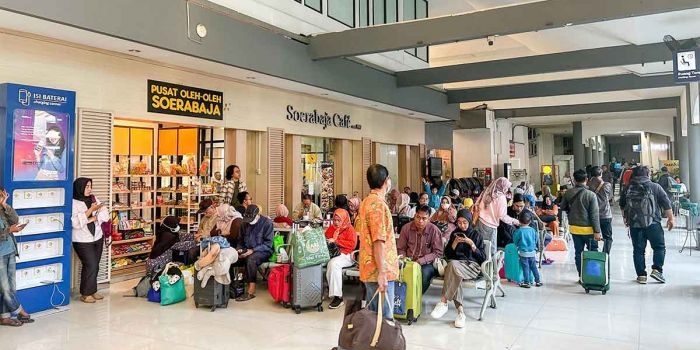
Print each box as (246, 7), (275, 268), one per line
(624, 183), (657, 228)
(657, 174), (674, 192)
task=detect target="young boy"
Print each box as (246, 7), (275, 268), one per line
(513, 211), (542, 288)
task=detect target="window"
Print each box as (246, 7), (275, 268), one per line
(305, 0), (322, 13)
(402, 0), (429, 61)
(328, 0), (355, 27)
(359, 0), (370, 27)
(373, 0), (398, 24)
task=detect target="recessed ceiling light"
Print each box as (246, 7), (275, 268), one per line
(128, 49), (141, 53)
(245, 76), (256, 80)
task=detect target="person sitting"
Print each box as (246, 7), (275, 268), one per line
(195, 198), (218, 242)
(235, 191), (252, 214)
(147, 216), (197, 275)
(536, 186), (560, 237)
(423, 177), (449, 210)
(293, 194), (322, 221)
(397, 205), (444, 294)
(325, 209), (358, 309)
(348, 197), (361, 224)
(330, 195), (351, 216)
(675, 176), (689, 198)
(409, 192), (419, 206)
(273, 204), (294, 228)
(430, 209), (487, 329)
(403, 186), (412, 195)
(211, 204), (243, 246)
(407, 192), (436, 218)
(234, 205), (273, 301)
(450, 189), (462, 210)
(387, 189), (410, 216)
(431, 196), (458, 241)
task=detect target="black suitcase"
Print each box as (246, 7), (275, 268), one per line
(194, 278), (229, 311)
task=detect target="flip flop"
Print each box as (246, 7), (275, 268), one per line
(235, 293), (256, 302)
(1, 318), (23, 327)
(17, 315), (35, 324)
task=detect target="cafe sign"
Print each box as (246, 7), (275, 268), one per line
(286, 105), (361, 130)
(148, 80), (223, 120)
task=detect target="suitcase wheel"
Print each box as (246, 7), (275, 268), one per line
(294, 306), (301, 314)
(317, 304), (323, 312)
(283, 302), (291, 309)
(406, 310), (414, 326)
(210, 305), (216, 312)
(585, 289), (590, 294)
(602, 290), (607, 295)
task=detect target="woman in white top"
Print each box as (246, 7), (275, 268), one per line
(71, 177), (110, 303)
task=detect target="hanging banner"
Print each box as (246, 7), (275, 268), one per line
(147, 80), (223, 120)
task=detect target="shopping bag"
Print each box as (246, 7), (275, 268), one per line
(338, 291), (406, 350)
(269, 234), (285, 262)
(393, 281), (407, 315)
(292, 227), (330, 268)
(159, 275), (186, 306)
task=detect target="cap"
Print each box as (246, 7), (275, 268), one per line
(241, 204), (261, 223)
(197, 199), (214, 214)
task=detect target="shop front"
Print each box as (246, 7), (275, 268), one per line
(0, 31), (427, 285)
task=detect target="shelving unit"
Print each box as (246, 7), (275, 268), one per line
(110, 125), (157, 282)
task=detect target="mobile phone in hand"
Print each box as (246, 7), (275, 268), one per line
(17, 222), (28, 230)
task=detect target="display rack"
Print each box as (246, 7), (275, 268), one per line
(110, 125), (156, 281)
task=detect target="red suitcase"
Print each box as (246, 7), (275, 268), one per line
(268, 264), (291, 306)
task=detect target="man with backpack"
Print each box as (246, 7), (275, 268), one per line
(559, 169), (601, 280)
(619, 166), (674, 284)
(656, 167), (675, 200)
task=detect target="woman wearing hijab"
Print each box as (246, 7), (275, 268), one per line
(536, 186), (560, 237)
(213, 204), (243, 245)
(431, 195), (458, 241)
(147, 216), (182, 275)
(324, 208), (358, 309)
(348, 197), (361, 224)
(430, 209), (487, 328)
(71, 178), (110, 303)
(474, 177), (520, 255)
(273, 204), (293, 228)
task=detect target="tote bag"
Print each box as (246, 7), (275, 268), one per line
(292, 227), (330, 268)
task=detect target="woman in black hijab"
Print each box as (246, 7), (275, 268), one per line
(71, 177), (109, 303)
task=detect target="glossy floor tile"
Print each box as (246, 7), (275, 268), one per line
(4, 211), (700, 350)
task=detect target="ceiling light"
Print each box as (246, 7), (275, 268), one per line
(196, 24), (207, 38)
(128, 49), (141, 53)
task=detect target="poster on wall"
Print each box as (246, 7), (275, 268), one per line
(12, 109), (69, 181)
(660, 160), (680, 177)
(320, 162), (334, 212)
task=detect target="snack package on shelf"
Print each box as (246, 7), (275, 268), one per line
(113, 161), (128, 176)
(158, 157), (172, 175)
(130, 161), (150, 175)
(199, 156), (210, 176)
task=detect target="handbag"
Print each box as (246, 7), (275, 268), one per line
(327, 242), (341, 259)
(159, 275), (186, 306)
(292, 226), (330, 268)
(338, 291), (406, 350)
(433, 258), (447, 277)
(269, 234), (285, 262)
(147, 287), (161, 303)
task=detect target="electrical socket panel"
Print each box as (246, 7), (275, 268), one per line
(16, 263), (63, 290)
(16, 213), (64, 236)
(12, 188), (65, 209)
(15, 238), (63, 263)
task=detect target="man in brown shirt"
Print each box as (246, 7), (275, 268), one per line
(397, 205), (444, 293)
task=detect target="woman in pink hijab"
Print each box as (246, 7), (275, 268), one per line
(474, 177), (520, 255)
(273, 204), (293, 228)
(348, 197), (361, 224)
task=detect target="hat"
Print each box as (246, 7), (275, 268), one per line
(241, 204), (261, 223)
(197, 198), (214, 214)
(451, 189), (460, 196)
(462, 197), (474, 209)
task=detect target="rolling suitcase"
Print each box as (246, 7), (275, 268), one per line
(193, 278), (229, 311)
(504, 243), (532, 283)
(268, 263), (292, 307)
(291, 264), (324, 314)
(393, 260), (422, 325)
(581, 248), (610, 295)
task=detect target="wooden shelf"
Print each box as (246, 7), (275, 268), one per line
(156, 174), (197, 177)
(113, 174), (155, 178)
(113, 205), (155, 212)
(111, 236), (155, 245)
(156, 204), (189, 209)
(112, 250), (152, 259)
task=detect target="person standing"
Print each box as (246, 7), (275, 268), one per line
(474, 177), (520, 256)
(397, 205), (444, 293)
(601, 164), (615, 199)
(221, 165), (247, 207)
(620, 166), (674, 284)
(356, 164), (399, 319)
(0, 189), (34, 326)
(588, 166), (614, 254)
(656, 167), (675, 200)
(71, 178), (110, 303)
(559, 169), (601, 279)
(513, 211), (542, 288)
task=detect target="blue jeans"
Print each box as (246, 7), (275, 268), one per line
(519, 256), (540, 284)
(364, 281), (395, 320)
(572, 234), (598, 275)
(630, 222), (666, 276)
(0, 254), (22, 318)
(421, 263), (437, 294)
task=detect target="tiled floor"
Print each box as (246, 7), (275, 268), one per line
(4, 212), (700, 350)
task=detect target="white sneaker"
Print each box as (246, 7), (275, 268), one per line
(454, 312), (466, 328)
(430, 302), (449, 319)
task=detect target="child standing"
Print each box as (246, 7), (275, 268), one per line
(513, 211), (542, 288)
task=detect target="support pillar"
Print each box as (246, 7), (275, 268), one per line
(675, 108), (689, 186)
(597, 137), (604, 165)
(584, 145), (592, 167)
(686, 83), (700, 202)
(591, 139), (599, 167)
(573, 122), (585, 170)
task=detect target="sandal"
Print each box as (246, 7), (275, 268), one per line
(17, 314), (35, 324)
(1, 318), (23, 327)
(235, 293), (256, 302)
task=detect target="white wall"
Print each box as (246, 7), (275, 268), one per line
(0, 31), (425, 146)
(583, 117), (675, 141)
(453, 129), (494, 178)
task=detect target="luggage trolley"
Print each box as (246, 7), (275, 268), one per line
(679, 208), (698, 255)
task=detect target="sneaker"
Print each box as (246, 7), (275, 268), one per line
(637, 276), (647, 284)
(650, 269), (666, 284)
(454, 311), (466, 328)
(329, 297), (344, 309)
(519, 282), (531, 288)
(535, 282), (543, 287)
(430, 301), (449, 319)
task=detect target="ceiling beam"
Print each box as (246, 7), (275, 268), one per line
(447, 74), (676, 103)
(398, 39), (699, 87)
(494, 97), (680, 119)
(308, 0), (700, 60)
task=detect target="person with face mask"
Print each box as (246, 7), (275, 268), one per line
(397, 205), (444, 294)
(147, 216), (189, 275)
(408, 192), (436, 218)
(431, 196), (458, 241)
(423, 177), (450, 210)
(234, 205), (273, 301)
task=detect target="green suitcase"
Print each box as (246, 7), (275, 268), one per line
(393, 260), (422, 324)
(581, 249), (610, 295)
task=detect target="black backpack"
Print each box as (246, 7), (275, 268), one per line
(624, 183), (657, 228)
(657, 174), (674, 192)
